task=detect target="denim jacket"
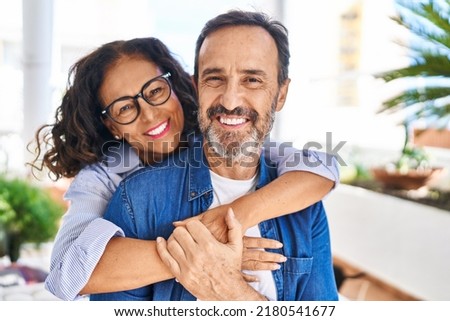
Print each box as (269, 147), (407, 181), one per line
(91, 136), (338, 301)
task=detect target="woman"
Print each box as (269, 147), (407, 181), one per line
(30, 37), (338, 300)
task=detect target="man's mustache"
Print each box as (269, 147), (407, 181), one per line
(206, 105), (258, 123)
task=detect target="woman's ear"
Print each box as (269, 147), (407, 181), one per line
(102, 117), (121, 140)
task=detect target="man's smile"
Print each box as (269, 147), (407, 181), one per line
(217, 115), (249, 128)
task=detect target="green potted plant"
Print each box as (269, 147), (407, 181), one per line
(373, 0), (449, 189)
(0, 175), (64, 263)
(0, 194), (15, 258)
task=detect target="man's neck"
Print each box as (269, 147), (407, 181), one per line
(203, 144), (260, 180)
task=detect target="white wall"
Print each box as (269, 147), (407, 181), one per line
(325, 184), (450, 300)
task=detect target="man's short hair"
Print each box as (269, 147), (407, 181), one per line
(193, 10), (290, 86)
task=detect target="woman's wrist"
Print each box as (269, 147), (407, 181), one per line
(230, 193), (264, 232)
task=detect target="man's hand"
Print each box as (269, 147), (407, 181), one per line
(156, 208), (266, 300)
(174, 207), (286, 281)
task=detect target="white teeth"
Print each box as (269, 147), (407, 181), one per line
(219, 117), (246, 125)
(147, 121), (168, 136)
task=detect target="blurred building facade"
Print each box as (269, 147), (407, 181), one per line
(1, 0), (443, 177)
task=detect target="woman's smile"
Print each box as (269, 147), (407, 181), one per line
(145, 119), (171, 139)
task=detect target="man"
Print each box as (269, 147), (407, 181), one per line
(92, 10), (338, 301)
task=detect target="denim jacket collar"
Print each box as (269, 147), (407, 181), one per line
(186, 134), (212, 202)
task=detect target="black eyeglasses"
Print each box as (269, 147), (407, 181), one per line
(101, 72), (172, 125)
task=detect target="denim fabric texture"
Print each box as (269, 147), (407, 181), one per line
(91, 135), (338, 301)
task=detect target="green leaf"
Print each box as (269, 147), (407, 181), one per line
(0, 176), (64, 249)
(376, 0), (450, 130)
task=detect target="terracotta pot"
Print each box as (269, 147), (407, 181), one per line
(413, 128), (450, 149)
(371, 167), (444, 190)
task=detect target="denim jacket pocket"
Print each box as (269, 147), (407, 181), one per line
(282, 257), (313, 300)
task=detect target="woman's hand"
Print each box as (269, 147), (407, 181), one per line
(241, 236), (286, 282)
(173, 205), (231, 243)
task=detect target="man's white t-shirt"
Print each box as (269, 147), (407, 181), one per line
(208, 170), (277, 301)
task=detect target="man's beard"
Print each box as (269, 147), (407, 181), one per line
(199, 98), (277, 163)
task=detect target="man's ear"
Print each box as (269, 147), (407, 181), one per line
(275, 78), (291, 112)
(191, 75), (198, 91)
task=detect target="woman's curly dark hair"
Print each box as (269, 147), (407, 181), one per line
(29, 37), (199, 180)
